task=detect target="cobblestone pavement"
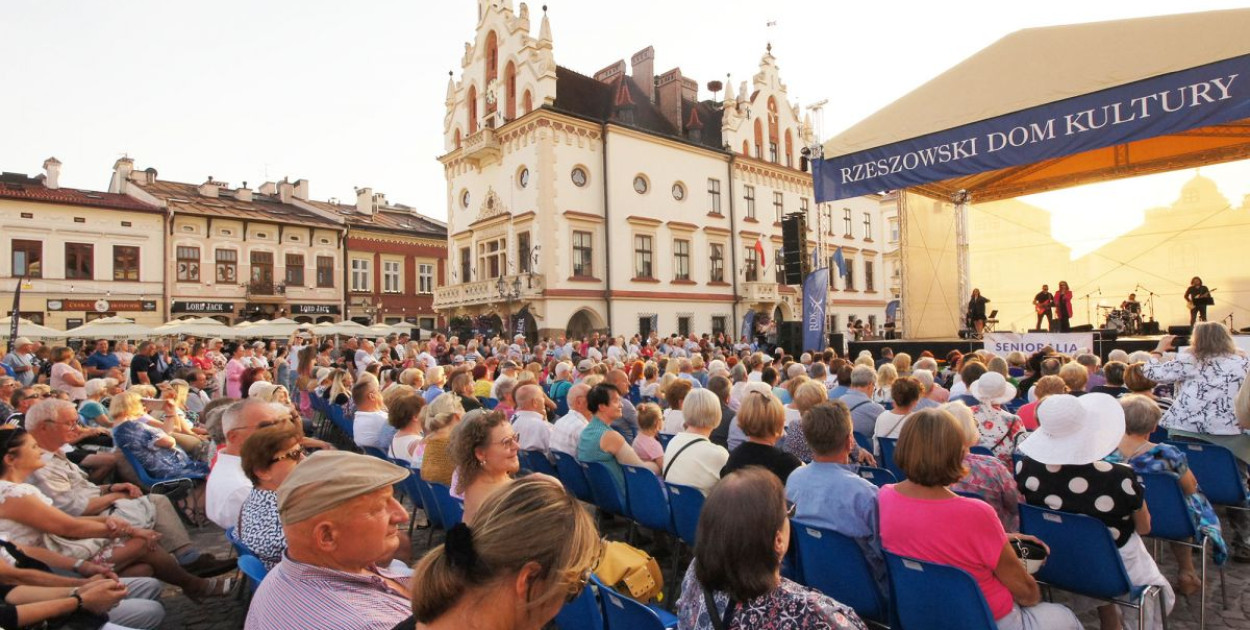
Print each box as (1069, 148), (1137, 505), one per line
(160, 504), (1250, 629)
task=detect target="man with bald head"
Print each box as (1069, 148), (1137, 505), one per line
(550, 383), (590, 456)
(511, 384), (553, 453)
(206, 399), (288, 529)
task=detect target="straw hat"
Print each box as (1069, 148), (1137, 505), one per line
(1016, 393), (1125, 465)
(969, 372), (1017, 405)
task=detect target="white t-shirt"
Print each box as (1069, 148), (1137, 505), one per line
(513, 410), (553, 453)
(873, 410), (910, 440)
(206, 453), (252, 530)
(661, 409), (685, 435)
(355, 349), (377, 376)
(661, 432), (729, 496)
(353, 409), (389, 451)
(551, 410), (589, 456)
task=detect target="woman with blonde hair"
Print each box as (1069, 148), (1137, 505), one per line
(721, 390), (802, 483)
(891, 352), (913, 377)
(873, 363), (897, 406)
(945, 401), (1024, 532)
(155, 379), (210, 459)
(408, 476), (601, 630)
(782, 379), (833, 463)
(110, 392), (208, 480)
(420, 393), (466, 486)
(450, 410), (520, 525)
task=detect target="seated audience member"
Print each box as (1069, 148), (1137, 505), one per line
(373, 386), (415, 453)
(676, 467), (867, 630)
(405, 476), (600, 630)
(1122, 363), (1174, 414)
(705, 375), (739, 449)
(25, 400), (232, 577)
(550, 384), (590, 457)
(828, 362), (853, 400)
(872, 375), (923, 443)
(451, 410), (520, 525)
(491, 377), (517, 420)
(944, 402), (1023, 532)
(78, 378), (116, 427)
(873, 363), (898, 406)
(245, 451), (411, 630)
(418, 393), (465, 486)
(950, 359), (987, 406)
(510, 384), (552, 454)
(662, 389), (730, 495)
(350, 378), (389, 452)
(156, 380), (211, 457)
(386, 395), (426, 466)
(1090, 361), (1130, 398)
(110, 391), (210, 481)
(1015, 393), (1174, 628)
(631, 403), (665, 470)
(206, 400), (287, 530)
(782, 380), (831, 463)
(785, 401), (886, 592)
(239, 425), (304, 569)
(1015, 375), (1066, 431)
(1106, 394), (1225, 595)
(1057, 362), (1089, 398)
(448, 371), (482, 413)
(1077, 353), (1106, 392)
(721, 391), (803, 483)
(577, 384), (656, 496)
(879, 408), (1081, 629)
(661, 379), (694, 435)
(969, 372), (1027, 467)
(606, 369), (640, 444)
(0, 426), (233, 601)
(911, 369), (940, 410)
(841, 366), (884, 438)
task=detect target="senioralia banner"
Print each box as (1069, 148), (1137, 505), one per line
(814, 54), (1250, 201)
(983, 332), (1094, 356)
(802, 268), (829, 351)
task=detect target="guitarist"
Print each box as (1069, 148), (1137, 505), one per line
(1185, 276), (1213, 325)
(1033, 284), (1054, 331)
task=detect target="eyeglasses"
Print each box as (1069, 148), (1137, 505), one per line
(496, 434), (521, 447)
(256, 420), (282, 430)
(272, 447), (307, 463)
(786, 501), (797, 518)
(22, 395), (39, 401)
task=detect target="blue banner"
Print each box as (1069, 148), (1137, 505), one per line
(802, 268), (829, 351)
(740, 310), (755, 343)
(814, 54), (1250, 202)
(832, 246), (847, 278)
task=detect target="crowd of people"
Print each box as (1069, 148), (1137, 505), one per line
(0, 320), (1247, 629)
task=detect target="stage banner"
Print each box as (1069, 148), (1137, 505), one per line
(983, 332), (1094, 355)
(802, 268), (830, 351)
(814, 54), (1250, 202)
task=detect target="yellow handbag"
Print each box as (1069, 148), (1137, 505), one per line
(594, 539), (664, 603)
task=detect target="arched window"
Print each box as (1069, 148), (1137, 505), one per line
(784, 129), (794, 168)
(753, 119), (764, 159)
(505, 61), (517, 120)
(454, 128), (462, 149)
(742, 140), (750, 156)
(522, 89), (533, 114)
(484, 31), (499, 116)
(467, 85), (478, 133)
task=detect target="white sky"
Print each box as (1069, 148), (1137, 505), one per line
(3, 0), (1248, 242)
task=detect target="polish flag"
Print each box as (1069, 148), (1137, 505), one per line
(754, 238), (766, 266)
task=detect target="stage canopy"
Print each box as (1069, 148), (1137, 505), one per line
(814, 8), (1250, 204)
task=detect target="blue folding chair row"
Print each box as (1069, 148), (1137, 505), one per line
(553, 575), (678, 630)
(518, 449), (559, 477)
(238, 554), (269, 593)
(791, 520), (890, 626)
(1141, 470), (1225, 629)
(875, 437), (905, 482)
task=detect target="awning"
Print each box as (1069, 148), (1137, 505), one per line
(814, 8), (1250, 203)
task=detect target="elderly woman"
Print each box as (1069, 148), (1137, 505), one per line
(447, 370), (482, 412)
(110, 392), (209, 481)
(577, 384), (656, 496)
(387, 395), (426, 465)
(79, 378), (118, 428)
(783, 379), (836, 463)
(237, 425), (304, 569)
(676, 467), (866, 630)
(662, 389), (730, 495)
(945, 402), (1024, 532)
(1123, 362), (1174, 414)
(451, 410), (520, 525)
(873, 363), (898, 406)
(872, 376), (923, 444)
(1057, 362), (1088, 398)
(48, 347), (86, 402)
(968, 372), (1027, 467)
(1015, 375), (1066, 431)
(661, 378), (694, 435)
(419, 393), (466, 486)
(721, 389), (803, 483)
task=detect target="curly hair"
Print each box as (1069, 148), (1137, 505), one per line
(449, 409), (508, 494)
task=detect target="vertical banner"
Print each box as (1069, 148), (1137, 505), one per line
(8, 279), (22, 341)
(740, 310), (756, 343)
(802, 268), (830, 351)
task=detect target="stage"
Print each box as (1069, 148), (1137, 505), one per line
(847, 335), (1167, 362)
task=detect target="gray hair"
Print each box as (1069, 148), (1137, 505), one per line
(222, 399), (287, 435)
(681, 389), (723, 430)
(914, 357), (938, 372)
(912, 369), (935, 391)
(941, 401), (978, 444)
(786, 363), (806, 380)
(1106, 349), (1130, 364)
(25, 399), (76, 431)
(850, 365), (877, 388)
(1120, 394), (1162, 436)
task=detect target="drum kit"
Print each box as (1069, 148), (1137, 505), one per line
(1099, 304), (1142, 335)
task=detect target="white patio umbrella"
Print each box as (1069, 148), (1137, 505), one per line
(63, 316), (154, 340)
(154, 317), (239, 339)
(0, 317), (68, 340)
(245, 317), (304, 339)
(326, 320), (373, 337)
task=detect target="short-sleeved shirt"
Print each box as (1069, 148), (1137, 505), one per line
(721, 442), (803, 483)
(786, 462), (884, 589)
(239, 489), (286, 570)
(662, 433), (729, 496)
(632, 433), (663, 463)
(82, 351), (120, 374)
(1014, 456), (1143, 547)
(78, 400), (108, 427)
(951, 453), (1023, 532)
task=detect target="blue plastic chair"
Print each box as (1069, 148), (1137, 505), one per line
(657, 433), (675, 450)
(623, 465), (682, 601)
(553, 583), (604, 630)
(583, 462), (630, 529)
(791, 520), (889, 624)
(327, 404), (354, 439)
(394, 466), (426, 535)
(429, 482), (465, 527)
(223, 526), (251, 557)
(520, 450), (559, 477)
(553, 451), (594, 502)
(592, 575), (678, 629)
(238, 554), (269, 592)
(480, 397), (499, 410)
(628, 384), (641, 405)
(118, 444), (205, 524)
(876, 437), (905, 481)
(1165, 440), (1250, 510)
(664, 482), (705, 548)
(361, 445), (388, 459)
(415, 474), (446, 546)
(969, 445), (994, 457)
(1140, 470), (1225, 626)
(853, 431), (873, 453)
(1019, 504), (1164, 629)
(884, 551), (997, 630)
(857, 466), (898, 488)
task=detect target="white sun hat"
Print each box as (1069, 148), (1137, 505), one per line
(969, 371), (1017, 405)
(1016, 393), (1125, 465)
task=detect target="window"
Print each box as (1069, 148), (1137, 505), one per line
(571, 167), (588, 187)
(889, 218), (900, 243)
(843, 208), (853, 234)
(773, 191), (784, 223)
(216, 249), (238, 283)
(351, 258), (371, 292)
(865, 260), (875, 291)
(12, 240), (42, 278)
(418, 317), (436, 330)
(459, 246), (471, 282)
(418, 263), (435, 294)
(477, 237), (506, 280)
(316, 256), (335, 288)
(844, 258), (855, 290)
(744, 247), (759, 282)
(517, 232), (531, 273)
(707, 178), (721, 214)
(639, 316), (653, 339)
(633, 235), (653, 279)
(633, 175), (649, 195)
(65, 243), (93, 280)
(769, 141), (778, 163)
(677, 316), (691, 337)
(383, 260), (401, 293)
(744, 185), (756, 219)
(112, 246), (139, 281)
(176, 246), (200, 282)
(800, 198), (811, 231)
(285, 253), (304, 286)
(863, 212), (873, 239)
(673, 239), (690, 281)
(711, 316), (727, 337)
(774, 248), (784, 283)
(250, 251), (274, 284)
(572, 231), (593, 277)
(709, 243), (724, 282)
(822, 205), (833, 235)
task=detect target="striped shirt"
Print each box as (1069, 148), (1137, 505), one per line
(244, 554), (411, 630)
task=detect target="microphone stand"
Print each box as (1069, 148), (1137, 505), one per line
(1080, 289), (1098, 327)
(1137, 283), (1159, 326)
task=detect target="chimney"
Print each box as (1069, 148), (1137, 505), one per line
(374, 192), (387, 209)
(109, 157), (134, 194)
(593, 59), (626, 84)
(142, 167), (158, 185)
(235, 187), (253, 202)
(41, 157), (61, 190)
(292, 178), (310, 200)
(277, 179), (294, 204)
(356, 187), (376, 215)
(198, 177), (221, 198)
(680, 76), (698, 103)
(655, 68), (684, 132)
(258, 181), (278, 195)
(630, 46), (655, 102)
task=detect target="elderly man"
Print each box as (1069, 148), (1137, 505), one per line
(512, 384), (553, 453)
(245, 451), (411, 630)
(551, 383), (591, 457)
(206, 400), (287, 529)
(350, 378), (388, 452)
(6, 386), (39, 425)
(3, 337), (37, 387)
(355, 339), (378, 377)
(841, 365), (885, 437)
(24, 400), (235, 577)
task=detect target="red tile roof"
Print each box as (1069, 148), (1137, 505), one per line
(135, 179), (341, 227)
(0, 173), (159, 213)
(301, 198), (447, 239)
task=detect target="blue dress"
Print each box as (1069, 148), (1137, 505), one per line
(113, 420), (210, 479)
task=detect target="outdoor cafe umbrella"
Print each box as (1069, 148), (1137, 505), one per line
(242, 317), (304, 339)
(0, 317), (67, 340)
(153, 317), (240, 339)
(63, 316), (154, 340)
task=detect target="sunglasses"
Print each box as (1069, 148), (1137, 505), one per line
(272, 446), (307, 463)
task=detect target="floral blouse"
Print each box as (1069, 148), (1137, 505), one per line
(951, 453), (1023, 532)
(971, 405), (1026, 467)
(676, 563), (867, 630)
(1141, 354), (1250, 435)
(238, 489), (286, 570)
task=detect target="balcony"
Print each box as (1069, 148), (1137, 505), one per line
(462, 124), (501, 167)
(246, 280), (286, 301)
(739, 282), (779, 304)
(433, 273), (545, 310)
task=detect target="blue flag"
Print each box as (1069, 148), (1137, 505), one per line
(740, 310), (756, 343)
(802, 268), (830, 351)
(832, 247), (847, 278)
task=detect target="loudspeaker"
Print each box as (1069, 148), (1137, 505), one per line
(1069, 324), (1094, 332)
(1168, 325), (1193, 336)
(781, 212), (809, 285)
(1095, 328), (1118, 342)
(827, 333), (845, 352)
(1140, 321), (1161, 335)
(776, 321), (803, 356)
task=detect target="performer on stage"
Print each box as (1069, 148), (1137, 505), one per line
(1033, 284), (1054, 331)
(1185, 276), (1212, 325)
(1121, 293), (1142, 335)
(967, 288), (990, 337)
(1054, 281), (1073, 332)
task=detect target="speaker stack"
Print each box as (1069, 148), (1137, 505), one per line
(781, 212), (809, 285)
